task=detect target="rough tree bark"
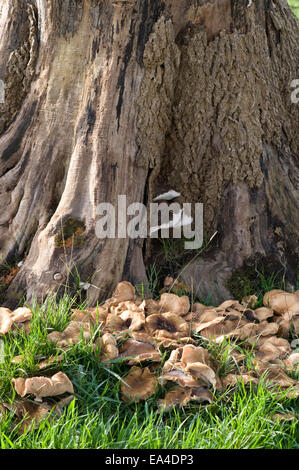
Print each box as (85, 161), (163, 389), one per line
(0, 0), (298, 307)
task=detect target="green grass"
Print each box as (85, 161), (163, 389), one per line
(0, 293), (298, 449)
(289, 0), (299, 18)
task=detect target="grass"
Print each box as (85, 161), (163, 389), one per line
(289, 0), (299, 18)
(0, 290), (298, 449)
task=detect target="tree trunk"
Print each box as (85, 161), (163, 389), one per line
(0, 0), (298, 307)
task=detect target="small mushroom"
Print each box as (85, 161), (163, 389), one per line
(184, 362), (216, 389)
(263, 290), (299, 315)
(160, 277), (190, 295)
(119, 310), (145, 331)
(105, 310), (145, 333)
(158, 385), (213, 412)
(47, 321), (92, 348)
(221, 373), (259, 390)
(284, 352), (299, 371)
(121, 366), (157, 402)
(154, 335), (195, 349)
(119, 335), (161, 364)
(12, 372), (74, 402)
(255, 336), (291, 363)
(140, 299), (164, 316)
(95, 333), (119, 362)
(159, 368), (201, 388)
(216, 300), (245, 312)
(112, 281), (136, 303)
(158, 387), (192, 412)
(11, 307), (32, 323)
(0, 307), (13, 335)
(146, 312), (190, 338)
(241, 295), (258, 309)
(180, 344), (215, 370)
(252, 307), (274, 322)
(2, 395), (74, 434)
(195, 315), (243, 340)
(71, 306), (108, 325)
(255, 361), (299, 398)
(161, 345), (216, 389)
(159, 293), (190, 316)
(111, 301), (142, 316)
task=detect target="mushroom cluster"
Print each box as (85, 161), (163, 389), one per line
(1, 282), (298, 421)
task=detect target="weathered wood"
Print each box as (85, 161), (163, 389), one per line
(0, 0), (298, 306)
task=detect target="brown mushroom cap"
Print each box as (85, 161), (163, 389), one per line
(216, 321), (279, 345)
(146, 312), (190, 338)
(2, 395), (74, 434)
(12, 372), (74, 402)
(121, 366), (157, 402)
(140, 299), (165, 316)
(105, 310), (145, 333)
(94, 333), (119, 362)
(71, 307), (108, 325)
(158, 387), (192, 412)
(185, 362), (216, 389)
(47, 321), (91, 348)
(263, 290), (299, 315)
(11, 307), (32, 323)
(158, 385), (213, 412)
(159, 368), (202, 388)
(119, 336), (161, 364)
(253, 307), (274, 322)
(284, 352), (299, 371)
(111, 301), (142, 316)
(159, 293), (190, 316)
(221, 373), (259, 390)
(216, 300), (245, 312)
(196, 314), (245, 340)
(113, 281), (136, 303)
(154, 335), (195, 349)
(255, 336), (291, 363)
(0, 307), (13, 335)
(119, 310), (145, 331)
(255, 361), (299, 397)
(180, 344), (215, 369)
(161, 345), (216, 388)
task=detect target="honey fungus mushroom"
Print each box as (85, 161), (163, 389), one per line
(255, 362), (299, 398)
(158, 385), (213, 412)
(254, 336), (291, 364)
(161, 345), (217, 389)
(0, 306), (33, 335)
(94, 333), (119, 362)
(159, 293), (190, 316)
(121, 366), (157, 402)
(112, 281), (136, 303)
(263, 290), (299, 315)
(119, 333), (162, 364)
(12, 372), (74, 402)
(71, 306), (108, 325)
(105, 309), (145, 334)
(146, 312), (190, 339)
(0, 307), (14, 334)
(47, 321), (92, 348)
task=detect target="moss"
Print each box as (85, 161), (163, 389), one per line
(226, 255), (286, 301)
(55, 218), (86, 249)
